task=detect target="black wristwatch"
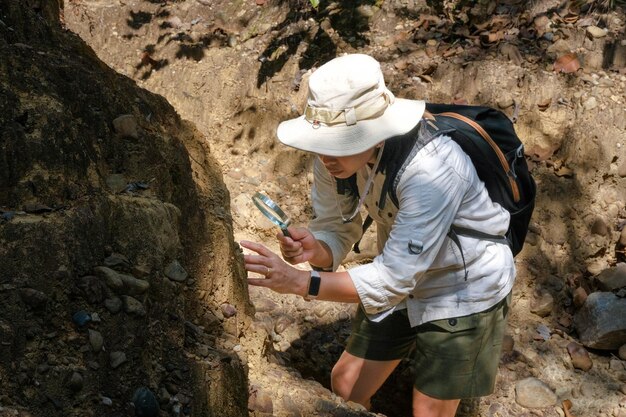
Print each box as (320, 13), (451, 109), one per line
(305, 270), (321, 300)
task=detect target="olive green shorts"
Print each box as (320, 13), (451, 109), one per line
(345, 293), (511, 400)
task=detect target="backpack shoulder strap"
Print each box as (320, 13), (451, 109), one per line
(388, 118), (454, 208)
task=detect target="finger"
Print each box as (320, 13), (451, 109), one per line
(276, 230), (294, 244)
(240, 240), (274, 257)
(248, 278), (271, 288)
(245, 263), (271, 276)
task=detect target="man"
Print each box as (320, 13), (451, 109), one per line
(241, 53), (514, 417)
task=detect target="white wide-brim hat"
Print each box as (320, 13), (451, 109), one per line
(277, 54), (425, 157)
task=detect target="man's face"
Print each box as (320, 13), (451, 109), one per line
(317, 147), (378, 179)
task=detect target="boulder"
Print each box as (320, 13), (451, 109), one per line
(574, 292), (626, 349)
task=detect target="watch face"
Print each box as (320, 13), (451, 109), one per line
(308, 271), (321, 297)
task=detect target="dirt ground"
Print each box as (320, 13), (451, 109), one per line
(60, 0), (626, 416)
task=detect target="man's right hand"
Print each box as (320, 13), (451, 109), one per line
(277, 227), (332, 269)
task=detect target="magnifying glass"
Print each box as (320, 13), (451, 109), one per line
(251, 192), (291, 237)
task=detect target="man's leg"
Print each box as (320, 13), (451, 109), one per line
(331, 350), (401, 409)
(412, 388), (460, 417)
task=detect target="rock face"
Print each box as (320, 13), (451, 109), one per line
(0, 1), (251, 416)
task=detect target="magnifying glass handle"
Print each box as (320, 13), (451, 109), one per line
(281, 227), (291, 238)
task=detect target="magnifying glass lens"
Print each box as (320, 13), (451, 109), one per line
(252, 192), (291, 237)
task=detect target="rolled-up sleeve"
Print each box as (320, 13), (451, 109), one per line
(309, 157), (363, 271)
(349, 153), (470, 315)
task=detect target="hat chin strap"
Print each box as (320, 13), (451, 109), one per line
(304, 92), (393, 126)
(333, 141), (386, 224)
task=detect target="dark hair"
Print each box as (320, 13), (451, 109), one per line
(336, 121), (421, 210)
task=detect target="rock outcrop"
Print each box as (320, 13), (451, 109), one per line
(0, 1), (252, 416)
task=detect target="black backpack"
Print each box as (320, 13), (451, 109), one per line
(354, 103), (536, 259)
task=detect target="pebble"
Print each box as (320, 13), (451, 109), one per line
(573, 287), (588, 308)
(583, 96), (598, 111)
(587, 25), (608, 38)
(67, 372), (83, 392)
(103, 253), (131, 269)
(220, 303), (237, 318)
(122, 295), (146, 316)
(18, 288), (48, 309)
(132, 387), (159, 417)
(105, 174), (126, 193)
(72, 310), (92, 327)
(619, 344), (626, 360)
(610, 359), (625, 371)
(101, 396), (113, 406)
(104, 297), (122, 314)
(567, 342), (593, 371)
(88, 329), (104, 352)
(112, 114), (139, 139)
(530, 291), (554, 317)
(164, 260), (188, 282)
(109, 351), (127, 369)
(515, 377), (557, 408)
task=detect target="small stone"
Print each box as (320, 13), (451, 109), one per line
(583, 96), (598, 111)
(587, 25), (608, 38)
(67, 372), (83, 392)
(594, 263), (626, 292)
(497, 97), (515, 109)
(72, 310), (92, 327)
(103, 253), (131, 269)
(122, 295), (146, 316)
(591, 217), (609, 236)
(132, 387), (159, 417)
(105, 174), (127, 193)
(567, 342), (593, 371)
(573, 287), (588, 308)
(104, 297), (122, 314)
(101, 396), (113, 406)
(19, 288), (48, 309)
(88, 330), (104, 352)
(109, 351), (127, 369)
(515, 377), (557, 408)
(610, 358), (625, 371)
(158, 387), (171, 405)
(112, 114), (139, 139)
(94, 266), (124, 291)
(164, 260), (188, 282)
(530, 291), (554, 317)
(220, 303), (237, 318)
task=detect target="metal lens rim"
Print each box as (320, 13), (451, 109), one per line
(252, 192), (290, 229)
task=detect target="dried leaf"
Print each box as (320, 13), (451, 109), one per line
(563, 12), (579, 24)
(554, 53), (581, 73)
